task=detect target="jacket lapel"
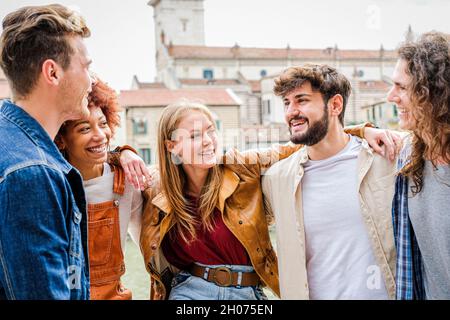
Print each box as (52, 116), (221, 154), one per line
(217, 166), (240, 214)
(152, 192), (172, 214)
(151, 192), (175, 245)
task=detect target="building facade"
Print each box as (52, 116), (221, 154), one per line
(362, 100), (400, 130)
(148, 0), (399, 129)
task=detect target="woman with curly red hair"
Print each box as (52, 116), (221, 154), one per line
(388, 31), (450, 300)
(55, 77), (143, 300)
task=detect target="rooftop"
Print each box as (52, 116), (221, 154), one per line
(168, 44), (397, 60)
(119, 88), (241, 107)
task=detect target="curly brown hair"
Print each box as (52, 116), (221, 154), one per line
(398, 31), (450, 195)
(273, 64), (352, 125)
(86, 77), (122, 137)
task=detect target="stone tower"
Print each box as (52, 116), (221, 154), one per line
(405, 25), (414, 43)
(149, 0), (205, 51)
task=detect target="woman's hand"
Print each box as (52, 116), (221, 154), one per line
(120, 150), (152, 190)
(364, 127), (403, 161)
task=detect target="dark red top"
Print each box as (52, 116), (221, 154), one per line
(161, 195), (251, 270)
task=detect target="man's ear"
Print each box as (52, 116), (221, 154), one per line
(328, 94), (344, 118)
(41, 59), (62, 86)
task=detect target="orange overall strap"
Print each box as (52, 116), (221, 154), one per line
(111, 165), (126, 196)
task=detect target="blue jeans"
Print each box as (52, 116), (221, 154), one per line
(169, 263), (268, 300)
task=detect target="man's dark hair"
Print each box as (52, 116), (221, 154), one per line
(273, 64), (352, 125)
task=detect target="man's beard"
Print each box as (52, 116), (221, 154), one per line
(289, 106), (329, 146)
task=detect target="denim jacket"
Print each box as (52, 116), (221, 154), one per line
(0, 100), (90, 300)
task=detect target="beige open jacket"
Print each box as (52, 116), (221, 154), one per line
(262, 138), (397, 299)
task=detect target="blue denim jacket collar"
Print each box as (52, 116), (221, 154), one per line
(1, 99), (72, 174)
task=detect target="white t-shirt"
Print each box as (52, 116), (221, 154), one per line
(301, 135), (388, 299)
(83, 163), (143, 250)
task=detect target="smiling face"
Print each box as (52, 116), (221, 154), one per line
(283, 81), (330, 146)
(167, 110), (218, 170)
(60, 106), (111, 169)
(387, 59), (415, 130)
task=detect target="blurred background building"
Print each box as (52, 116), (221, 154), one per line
(3, 1), (443, 163)
(119, 0), (405, 163)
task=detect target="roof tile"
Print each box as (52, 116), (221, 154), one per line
(119, 88), (240, 107)
(168, 45), (397, 60)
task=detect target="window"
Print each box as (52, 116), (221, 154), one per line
(139, 148), (151, 165)
(393, 104), (398, 117)
(133, 118), (147, 135)
(260, 69), (267, 77)
(263, 99), (271, 115)
(215, 120), (222, 131)
(203, 69), (214, 80)
(180, 19), (188, 32)
(353, 69), (364, 78)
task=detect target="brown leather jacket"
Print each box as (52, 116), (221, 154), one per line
(139, 125), (369, 300)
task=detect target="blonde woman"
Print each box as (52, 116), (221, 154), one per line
(139, 101), (397, 300)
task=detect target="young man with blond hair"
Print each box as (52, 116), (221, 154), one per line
(0, 4), (93, 299)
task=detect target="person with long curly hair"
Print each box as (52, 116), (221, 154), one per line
(55, 77), (144, 300)
(388, 31), (450, 300)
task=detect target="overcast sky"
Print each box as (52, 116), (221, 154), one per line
(1, 0), (449, 90)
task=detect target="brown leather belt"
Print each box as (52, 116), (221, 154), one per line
(189, 264), (260, 287)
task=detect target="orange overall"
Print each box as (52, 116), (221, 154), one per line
(87, 165), (132, 300)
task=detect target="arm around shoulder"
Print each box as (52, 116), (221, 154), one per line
(223, 142), (301, 177)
